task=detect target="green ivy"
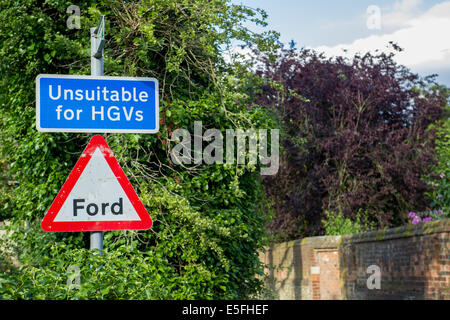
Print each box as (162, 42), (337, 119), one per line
(425, 103), (450, 218)
(322, 208), (375, 236)
(0, 0), (278, 299)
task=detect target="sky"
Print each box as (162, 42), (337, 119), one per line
(230, 0), (450, 87)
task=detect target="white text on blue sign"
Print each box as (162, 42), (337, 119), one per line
(36, 75), (159, 133)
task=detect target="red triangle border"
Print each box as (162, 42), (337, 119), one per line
(41, 135), (152, 232)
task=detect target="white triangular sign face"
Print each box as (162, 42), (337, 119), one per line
(54, 148), (140, 222)
(41, 135), (152, 232)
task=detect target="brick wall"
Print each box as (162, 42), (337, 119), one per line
(259, 235), (342, 300)
(259, 219), (450, 300)
(340, 219), (450, 300)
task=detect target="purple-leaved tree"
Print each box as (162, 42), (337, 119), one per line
(254, 45), (447, 240)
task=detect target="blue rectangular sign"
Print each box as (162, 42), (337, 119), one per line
(36, 75), (159, 133)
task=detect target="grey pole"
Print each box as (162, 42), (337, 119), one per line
(90, 26), (104, 76)
(90, 24), (104, 253)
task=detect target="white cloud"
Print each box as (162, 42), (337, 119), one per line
(222, 45), (257, 65)
(395, 0), (421, 11)
(382, 0), (423, 29)
(313, 1), (450, 83)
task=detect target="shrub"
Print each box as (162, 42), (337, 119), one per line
(322, 208), (374, 236)
(427, 104), (450, 216)
(409, 103), (450, 224)
(254, 45), (447, 240)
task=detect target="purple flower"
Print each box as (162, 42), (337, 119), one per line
(440, 173), (445, 179)
(408, 211), (415, 218)
(423, 217), (432, 223)
(436, 194), (443, 199)
(439, 210), (444, 215)
(412, 216), (421, 224)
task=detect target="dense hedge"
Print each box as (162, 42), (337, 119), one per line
(0, 0), (278, 299)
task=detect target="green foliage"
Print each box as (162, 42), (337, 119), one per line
(425, 102), (450, 218)
(0, 160), (13, 221)
(0, 0), (278, 299)
(322, 209), (375, 236)
(432, 109), (450, 215)
(0, 222), (231, 299)
(434, 104), (450, 179)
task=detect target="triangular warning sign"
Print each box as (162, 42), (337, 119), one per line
(41, 135), (152, 232)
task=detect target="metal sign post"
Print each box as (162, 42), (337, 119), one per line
(37, 15), (157, 248)
(90, 16), (105, 253)
(36, 15), (159, 134)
